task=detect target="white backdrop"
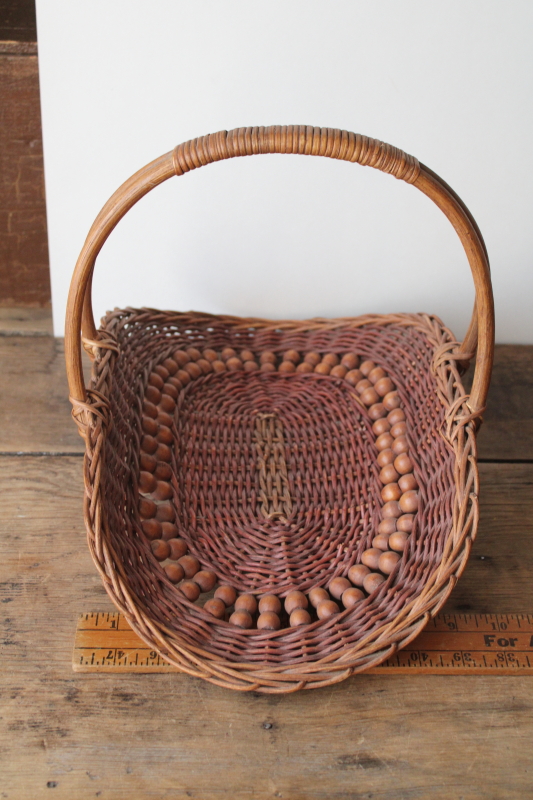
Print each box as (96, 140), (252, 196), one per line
(36, 0), (533, 341)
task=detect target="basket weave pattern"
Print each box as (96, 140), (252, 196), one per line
(78, 310), (478, 690)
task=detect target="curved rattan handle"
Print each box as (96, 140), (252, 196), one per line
(66, 126), (494, 415)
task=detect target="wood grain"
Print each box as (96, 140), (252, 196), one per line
(1, 455), (532, 799)
(0, 46), (50, 307)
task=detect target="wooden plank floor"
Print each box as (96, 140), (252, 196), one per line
(1, 312), (532, 799)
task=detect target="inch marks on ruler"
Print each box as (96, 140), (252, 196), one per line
(73, 612), (533, 675)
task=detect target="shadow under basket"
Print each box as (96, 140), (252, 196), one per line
(66, 126), (494, 692)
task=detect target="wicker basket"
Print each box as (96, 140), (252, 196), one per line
(66, 126), (494, 692)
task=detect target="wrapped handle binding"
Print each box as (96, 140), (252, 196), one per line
(65, 125), (494, 415)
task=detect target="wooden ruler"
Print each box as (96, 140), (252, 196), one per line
(73, 612), (533, 675)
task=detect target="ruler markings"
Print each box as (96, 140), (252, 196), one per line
(73, 612), (533, 675)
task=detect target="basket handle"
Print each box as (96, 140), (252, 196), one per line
(65, 126), (494, 416)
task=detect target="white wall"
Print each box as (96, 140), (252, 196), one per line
(36, 0), (533, 342)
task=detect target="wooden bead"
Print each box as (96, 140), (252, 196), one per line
(235, 594), (257, 614)
(164, 563), (184, 583)
(374, 377), (395, 397)
(139, 471), (157, 493)
(162, 358), (178, 375)
(148, 372), (165, 390)
(360, 387), (380, 407)
(156, 502), (175, 522)
(296, 361), (313, 373)
(140, 453), (157, 473)
(214, 585), (237, 607)
(226, 357), (243, 371)
(142, 519), (162, 541)
(397, 514), (414, 533)
(180, 580), (201, 602)
(379, 464), (399, 484)
(394, 454), (414, 475)
(381, 483), (401, 502)
(154, 462), (172, 481)
(162, 382), (179, 400)
(243, 360), (259, 372)
(221, 347), (236, 361)
(203, 348), (218, 362)
(260, 362), (276, 373)
(139, 497), (157, 519)
(240, 349), (255, 362)
(173, 350), (190, 366)
(184, 362), (202, 379)
(361, 548), (382, 569)
(258, 595), (282, 614)
(193, 570), (217, 593)
(382, 500), (402, 519)
(168, 538), (188, 560)
(304, 352), (321, 366)
(399, 473), (418, 492)
(212, 360), (227, 373)
(330, 365), (347, 379)
(141, 434), (158, 455)
(399, 491), (419, 513)
(314, 362), (331, 375)
(388, 408), (406, 425)
(159, 394), (176, 414)
(290, 609), (312, 627)
(392, 436), (409, 456)
(348, 564), (370, 586)
(151, 539), (170, 561)
(204, 598), (226, 619)
(383, 390), (401, 410)
(372, 418), (391, 436)
(308, 587), (329, 608)
(316, 600), (340, 619)
(229, 610), (253, 628)
(145, 385), (162, 404)
(363, 572), (386, 594)
(177, 555), (200, 578)
(376, 433), (394, 451)
(260, 351), (276, 364)
(176, 369), (191, 386)
(156, 443), (172, 463)
(285, 591), (308, 614)
(342, 587), (365, 609)
(360, 360), (375, 376)
(257, 611), (281, 630)
(377, 448), (395, 467)
(368, 402), (387, 420)
(153, 481), (172, 501)
(341, 353), (359, 370)
(372, 534), (390, 551)
(278, 361), (295, 373)
(379, 551), (400, 575)
(328, 577), (351, 600)
(186, 347), (202, 361)
(143, 400), (159, 419)
(161, 522), (179, 540)
(196, 358), (213, 374)
(356, 378), (372, 393)
(154, 365), (170, 381)
(284, 349), (300, 363)
(345, 368), (364, 386)
(389, 531), (409, 552)
(157, 410), (173, 428)
(378, 517), (397, 535)
(390, 421), (407, 438)
(157, 425), (173, 445)
(368, 366), (386, 384)
(167, 376), (183, 392)
(322, 353), (339, 367)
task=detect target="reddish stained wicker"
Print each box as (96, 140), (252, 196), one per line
(65, 126), (494, 692)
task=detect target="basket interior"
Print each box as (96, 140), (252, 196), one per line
(94, 310), (459, 666)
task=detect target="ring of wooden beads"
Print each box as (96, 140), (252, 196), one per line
(137, 346), (418, 629)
